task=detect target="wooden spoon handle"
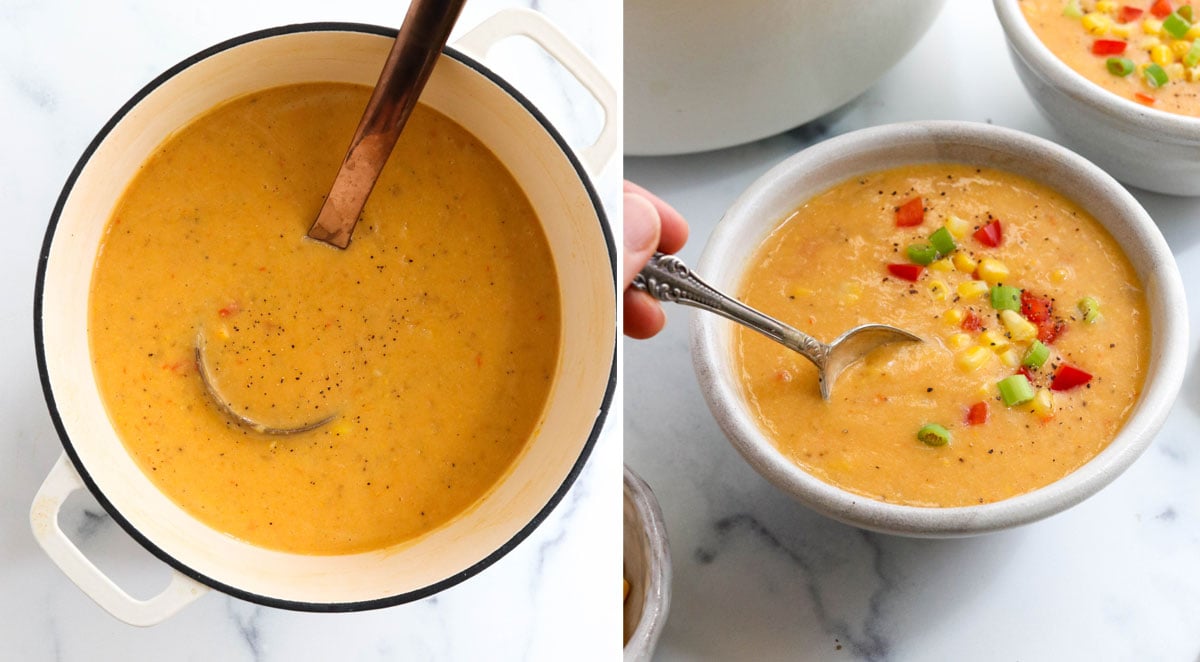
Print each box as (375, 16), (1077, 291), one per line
(308, 0), (467, 248)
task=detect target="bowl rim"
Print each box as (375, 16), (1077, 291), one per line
(690, 119), (1188, 536)
(623, 465), (672, 657)
(992, 0), (1200, 136)
(33, 21), (616, 611)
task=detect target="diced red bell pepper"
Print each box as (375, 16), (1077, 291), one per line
(1118, 5), (1144, 21)
(965, 401), (989, 426)
(960, 310), (983, 332)
(1020, 291), (1052, 324)
(218, 301), (240, 317)
(887, 263), (925, 281)
(1017, 366), (1035, 382)
(1134, 92), (1157, 105)
(1150, 0), (1173, 18)
(973, 219), (1003, 247)
(1050, 364), (1093, 391)
(1092, 39), (1128, 55)
(895, 197), (925, 227)
(1037, 318), (1066, 345)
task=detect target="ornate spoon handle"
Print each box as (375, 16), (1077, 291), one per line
(632, 253), (828, 366)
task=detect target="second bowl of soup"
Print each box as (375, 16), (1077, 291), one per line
(691, 121), (1186, 536)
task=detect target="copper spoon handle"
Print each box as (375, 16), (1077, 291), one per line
(308, 0), (467, 248)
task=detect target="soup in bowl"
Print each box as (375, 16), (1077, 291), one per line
(32, 20), (616, 621)
(691, 121), (1186, 536)
(994, 0), (1200, 195)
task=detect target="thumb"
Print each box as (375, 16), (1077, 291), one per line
(623, 192), (662, 289)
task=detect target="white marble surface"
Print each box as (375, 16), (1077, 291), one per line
(1, 1), (620, 660)
(626, 2), (1200, 661)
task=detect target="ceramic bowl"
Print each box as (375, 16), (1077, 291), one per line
(691, 120), (1187, 537)
(993, 0), (1200, 196)
(625, 0), (946, 155)
(623, 465), (671, 661)
(31, 17), (616, 624)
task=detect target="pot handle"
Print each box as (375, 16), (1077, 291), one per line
(454, 8), (617, 176)
(30, 454), (209, 626)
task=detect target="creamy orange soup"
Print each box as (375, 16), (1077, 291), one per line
(89, 83), (561, 554)
(734, 164), (1149, 507)
(1022, 0), (1200, 115)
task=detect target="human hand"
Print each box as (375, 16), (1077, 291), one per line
(623, 181), (689, 339)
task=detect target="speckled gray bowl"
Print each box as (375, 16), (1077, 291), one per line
(623, 466), (671, 661)
(691, 121), (1188, 537)
(993, 0), (1200, 196)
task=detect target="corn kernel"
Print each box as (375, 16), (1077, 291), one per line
(1050, 266), (1073, 283)
(929, 280), (950, 300)
(929, 258), (954, 273)
(1143, 18), (1164, 36)
(1095, 0), (1117, 13)
(1187, 66), (1200, 81)
(999, 309), (1038, 342)
(999, 347), (1022, 368)
(1167, 62), (1186, 79)
(947, 332), (973, 350)
(786, 284), (814, 298)
(1083, 12), (1112, 34)
(1029, 388), (1055, 418)
(1171, 39), (1194, 57)
(957, 279), (990, 299)
(839, 281), (862, 305)
(1139, 36), (1163, 50)
(977, 258), (1010, 284)
(216, 324), (231, 340)
(976, 382), (994, 399)
(1188, 25), (1200, 39)
(944, 308), (966, 325)
(331, 420), (353, 436)
(952, 252), (977, 273)
(1151, 43), (1175, 66)
(1111, 23), (1133, 38)
(980, 329), (1011, 352)
(957, 346), (992, 372)
(945, 215), (972, 239)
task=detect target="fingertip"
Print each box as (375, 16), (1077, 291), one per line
(623, 288), (666, 339)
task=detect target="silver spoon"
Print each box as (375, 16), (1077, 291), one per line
(194, 0), (465, 434)
(633, 252), (922, 400)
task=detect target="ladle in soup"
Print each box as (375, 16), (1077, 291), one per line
(307, 0), (466, 249)
(193, 0), (464, 434)
(634, 252), (921, 400)
(194, 330), (336, 435)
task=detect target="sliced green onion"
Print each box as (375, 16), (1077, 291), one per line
(1184, 41), (1200, 68)
(929, 227), (957, 256)
(1106, 56), (1135, 77)
(1023, 340), (1051, 369)
(997, 374), (1036, 407)
(1062, 0), (1083, 18)
(906, 243), (939, 265)
(1078, 296), (1102, 323)
(1180, 4), (1195, 22)
(1164, 11), (1192, 38)
(990, 284), (1022, 312)
(1144, 63), (1170, 89)
(917, 423), (951, 447)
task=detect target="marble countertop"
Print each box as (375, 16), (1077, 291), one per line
(0, 1), (619, 660)
(625, 2), (1200, 661)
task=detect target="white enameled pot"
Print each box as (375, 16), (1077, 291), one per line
(31, 12), (617, 625)
(624, 0), (947, 155)
(691, 121), (1187, 537)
